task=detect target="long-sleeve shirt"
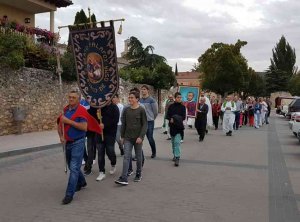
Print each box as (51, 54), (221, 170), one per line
(166, 102), (186, 137)
(101, 103), (120, 137)
(121, 106), (148, 140)
(140, 96), (158, 121)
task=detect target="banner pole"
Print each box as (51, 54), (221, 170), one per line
(97, 109), (104, 141)
(58, 18), (125, 30)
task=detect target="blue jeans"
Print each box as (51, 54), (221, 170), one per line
(171, 134), (182, 158)
(121, 139), (143, 181)
(234, 112), (240, 130)
(254, 112), (261, 128)
(146, 121), (156, 155)
(65, 138), (86, 198)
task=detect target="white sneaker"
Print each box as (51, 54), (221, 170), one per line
(180, 140), (184, 143)
(96, 172), (106, 181)
(109, 166), (116, 175)
(93, 160), (96, 165)
(82, 160), (85, 165)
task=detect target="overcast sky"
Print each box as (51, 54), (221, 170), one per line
(36, 0), (300, 72)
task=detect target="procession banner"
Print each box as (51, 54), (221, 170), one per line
(179, 86), (200, 117)
(69, 22), (119, 108)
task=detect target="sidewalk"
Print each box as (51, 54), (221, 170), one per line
(0, 114), (164, 158)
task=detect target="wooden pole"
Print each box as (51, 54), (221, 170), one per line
(97, 109), (104, 141)
(58, 18), (125, 30)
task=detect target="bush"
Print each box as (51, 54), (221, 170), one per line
(61, 51), (77, 81)
(0, 32), (26, 69)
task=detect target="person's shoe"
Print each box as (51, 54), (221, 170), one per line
(228, 131), (232, 136)
(109, 166), (116, 175)
(166, 137), (171, 140)
(134, 174), (142, 182)
(180, 140), (184, 143)
(82, 160), (85, 165)
(83, 165), (88, 172)
(127, 170), (134, 176)
(96, 172), (106, 181)
(120, 149), (124, 156)
(76, 181), (87, 192)
(115, 177), (128, 185)
(172, 156), (176, 161)
(163, 131), (168, 134)
(174, 157), (180, 167)
(188, 125), (192, 129)
(132, 157), (137, 161)
(205, 130), (208, 134)
(226, 132), (229, 136)
(62, 196), (73, 205)
(151, 154), (156, 158)
(84, 169), (92, 176)
(199, 138), (203, 142)
(93, 160), (96, 165)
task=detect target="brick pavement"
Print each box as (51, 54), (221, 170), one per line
(0, 116), (300, 221)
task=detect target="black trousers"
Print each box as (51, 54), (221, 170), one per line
(96, 134), (117, 173)
(84, 132), (97, 171)
(196, 127), (206, 140)
(213, 116), (219, 129)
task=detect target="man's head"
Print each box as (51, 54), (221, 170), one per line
(226, 95), (232, 102)
(174, 92), (182, 103)
(187, 92), (194, 101)
(68, 88), (81, 107)
(141, 85), (149, 97)
(128, 91), (140, 106)
(200, 97), (206, 104)
(112, 93), (119, 104)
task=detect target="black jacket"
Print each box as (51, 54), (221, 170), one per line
(166, 102), (186, 137)
(195, 103), (208, 130)
(101, 103), (120, 137)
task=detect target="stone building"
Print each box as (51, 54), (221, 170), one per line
(0, 0), (72, 32)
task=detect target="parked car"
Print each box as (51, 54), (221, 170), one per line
(275, 96), (295, 116)
(287, 97), (300, 117)
(291, 113), (300, 136)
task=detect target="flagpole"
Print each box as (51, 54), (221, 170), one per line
(58, 18), (125, 30)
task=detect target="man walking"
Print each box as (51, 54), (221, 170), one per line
(57, 89), (101, 205)
(221, 95), (236, 136)
(95, 99), (120, 181)
(234, 96), (243, 130)
(166, 92), (186, 167)
(140, 85), (158, 158)
(195, 97), (209, 141)
(164, 94), (174, 140)
(112, 94), (124, 155)
(115, 91), (148, 185)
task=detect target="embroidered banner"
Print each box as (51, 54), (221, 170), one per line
(69, 22), (119, 108)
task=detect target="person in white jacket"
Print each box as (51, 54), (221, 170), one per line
(221, 95), (236, 136)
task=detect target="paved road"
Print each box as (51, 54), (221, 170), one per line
(0, 116), (300, 222)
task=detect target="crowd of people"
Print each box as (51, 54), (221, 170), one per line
(57, 87), (272, 205)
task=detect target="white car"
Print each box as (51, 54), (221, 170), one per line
(291, 113), (300, 136)
(289, 112), (300, 130)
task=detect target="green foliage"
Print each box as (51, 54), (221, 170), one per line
(0, 32), (26, 69)
(288, 73), (300, 96)
(266, 35), (297, 93)
(121, 36), (173, 89)
(60, 50), (77, 81)
(74, 9), (88, 24)
(197, 40), (249, 96)
(244, 68), (266, 97)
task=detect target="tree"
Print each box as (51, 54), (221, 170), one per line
(74, 9), (88, 25)
(265, 35), (297, 93)
(197, 40), (249, 96)
(244, 68), (266, 97)
(288, 72), (300, 96)
(120, 36), (174, 90)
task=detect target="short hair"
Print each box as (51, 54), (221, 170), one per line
(114, 93), (119, 98)
(129, 91), (140, 100)
(187, 92), (194, 96)
(130, 87), (140, 93)
(141, 85), (149, 90)
(69, 88), (81, 99)
(174, 92), (181, 98)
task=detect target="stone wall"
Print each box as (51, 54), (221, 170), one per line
(0, 67), (172, 136)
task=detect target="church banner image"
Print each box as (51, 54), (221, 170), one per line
(179, 86), (200, 117)
(69, 22), (119, 108)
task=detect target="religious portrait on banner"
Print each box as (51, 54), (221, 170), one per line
(179, 86), (200, 117)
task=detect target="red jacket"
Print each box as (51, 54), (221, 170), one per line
(58, 105), (102, 142)
(212, 103), (221, 117)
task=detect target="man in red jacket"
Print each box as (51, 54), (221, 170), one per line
(57, 89), (102, 205)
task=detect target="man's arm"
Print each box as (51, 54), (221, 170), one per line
(61, 116), (87, 131)
(139, 109), (148, 139)
(120, 108), (127, 138)
(151, 99), (159, 119)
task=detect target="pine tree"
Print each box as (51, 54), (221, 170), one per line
(266, 36), (297, 93)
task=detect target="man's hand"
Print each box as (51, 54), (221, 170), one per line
(100, 123), (104, 130)
(61, 116), (72, 125)
(170, 118), (174, 123)
(60, 136), (65, 144)
(136, 137), (143, 144)
(226, 107), (231, 110)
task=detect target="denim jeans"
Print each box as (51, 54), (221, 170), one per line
(234, 112), (240, 130)
(254, 112), (261, 128)
(96, 134), (116, 173)
(121, 138), (143, 180)
(65, 137), (86, 198)
(146, 120), (156, 155)
(171, 134), (182, 158)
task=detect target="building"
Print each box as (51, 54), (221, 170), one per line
(176, 71), (202, 87)
(0, 0), (72, 32)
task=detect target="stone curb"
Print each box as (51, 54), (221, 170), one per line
(0, 126), (164, 159)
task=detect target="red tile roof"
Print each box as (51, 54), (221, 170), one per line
(176, 71), (201, 79)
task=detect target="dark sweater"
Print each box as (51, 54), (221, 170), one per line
(121, 106), (148, 140)
(101, 103), (120, 137)
(166, 102), (186, 137)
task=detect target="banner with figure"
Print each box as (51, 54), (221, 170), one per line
(69, 22), (119, 108)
